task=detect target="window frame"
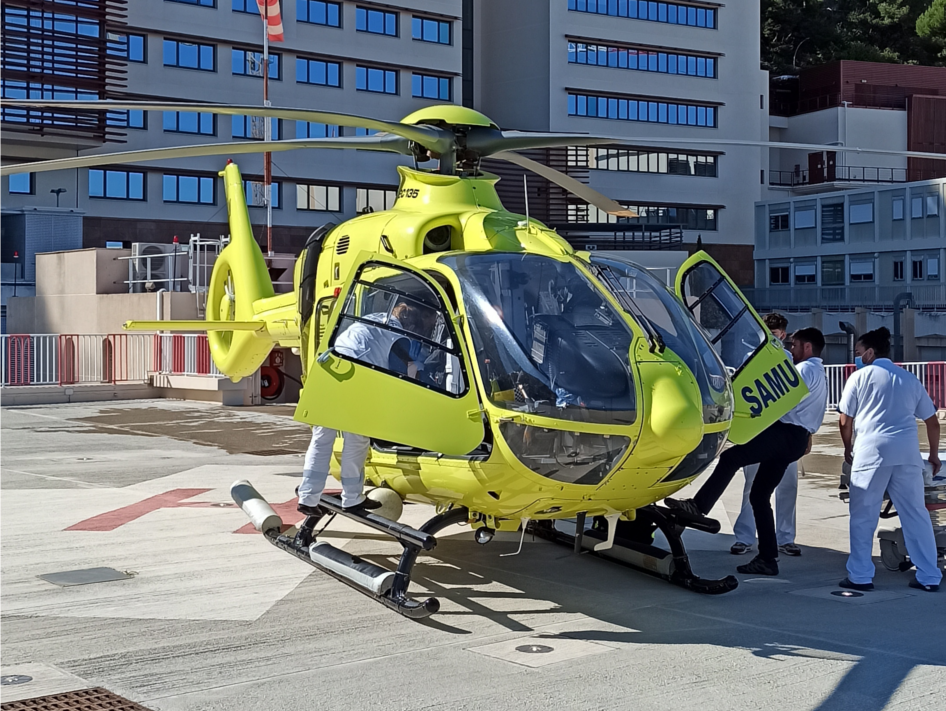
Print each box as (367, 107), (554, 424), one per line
(232, 48), (281, 79)
(567, 40), (717, 79)
(567, 0), (717, 29)
(162, 173), (216, 204)
(849, 202), (873, 225)
(412, 16), (451, 44)
(107, 32), (147, 62)
(849, 260), (875, 283)
(231, 114), (280, 140)
(8, 173), (34, 195)
(296, 57), (342, 87)
(356, 186), (397, 213)
(411, 72), (452, 101)
(794, 264), (816, 285)
(244, 179), (281, 208)
(166, 0), (216, 7)
(893, 259), (904, 281)
(769, 213), (789, 232)
(296, 182), (342, 212)
(163, 38), (216, 71)
(163, 110), (215, 135)
(821, 258), (845, 286)
(297, 0), (342, 26)
(89, 168), (146, 201)
(295, 121), (341, 138)
(912, 259), (924, 281)
(355, 6), (399, 36)
(567, 91), (717, 128)
(356, 65), (399, 95)
(769, 265), (789, 286)
(892, 197), (904, 221)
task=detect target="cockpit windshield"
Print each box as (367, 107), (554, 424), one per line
(589, 255), (733, 425)
(440, 253), (636, 425)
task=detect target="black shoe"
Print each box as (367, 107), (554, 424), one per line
(341, 498), (383, 513)
(839, 577), (874, 592)
(664, 497), (703, 518)
(778, 543), (802, 557)
(736, 556), (779, 576)
(909, 579), (940, 592)
(297, 503), (324, 517)
(730, 542), (753, 555)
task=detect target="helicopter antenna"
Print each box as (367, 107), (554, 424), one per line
(523, 174), (529, 225)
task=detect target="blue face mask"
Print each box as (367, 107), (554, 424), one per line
(855, 356), (864, 369)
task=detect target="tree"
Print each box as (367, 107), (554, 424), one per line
(917, 0), (946, 57)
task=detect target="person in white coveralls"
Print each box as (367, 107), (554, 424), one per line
(837, 327), (942, 593)
(297, 301), (437, 516)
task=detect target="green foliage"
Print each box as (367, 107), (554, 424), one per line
(761, 0), (945, 72)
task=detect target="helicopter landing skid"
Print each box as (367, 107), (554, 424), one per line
(231, 481), (468, 619)
(536, 505), (739, 595)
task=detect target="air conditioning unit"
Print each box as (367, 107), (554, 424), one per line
(130, 242), (189, 293)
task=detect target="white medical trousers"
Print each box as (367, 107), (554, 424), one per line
(298, 426), (371, 508)
(847, 464), (942, 587)
(733, 462), (798, 546)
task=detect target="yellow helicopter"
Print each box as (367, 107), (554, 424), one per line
(3, 99), (862, 617)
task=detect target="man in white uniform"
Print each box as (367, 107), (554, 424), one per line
(838, 327), (942, 592)
(297, 301), (435, 515)
(668, 328), (827, 576)
(731, 313), (802, 557)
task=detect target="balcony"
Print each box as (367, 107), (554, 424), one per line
(743, 284), (946, 312)
(768, 166), (913, 188)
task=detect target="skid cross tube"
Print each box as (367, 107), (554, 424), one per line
(265, 500), (468, 619)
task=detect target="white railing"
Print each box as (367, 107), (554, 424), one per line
(824, 361), (946, 410)
(1, 333), (222, 387)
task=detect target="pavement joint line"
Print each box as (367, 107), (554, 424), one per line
(664, 606), (945, 667)
(0, 467), (110, 489)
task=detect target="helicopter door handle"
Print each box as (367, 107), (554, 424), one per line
(317, 347), (336, 364)
(466, 407), (485, 421)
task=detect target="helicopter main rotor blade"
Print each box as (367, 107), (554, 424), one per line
(492, 151), (637, 218)
(475, 129), (946, 162)
(0, 135), (412, 176)
(0, 99), (452, 154)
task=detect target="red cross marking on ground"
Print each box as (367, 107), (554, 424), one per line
(65, 487), (342, 533)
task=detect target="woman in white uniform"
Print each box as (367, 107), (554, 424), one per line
(838, 327), (942, 592)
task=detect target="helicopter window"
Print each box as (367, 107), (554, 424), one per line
(499, 423), (630, 485)
(590, 255), (732, 425)
(328, 263), (467, 397)
(440, 253), (636, 425)
(680, 262), (767, 377)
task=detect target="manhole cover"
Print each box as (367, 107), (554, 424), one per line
(515, 644), (554, 654)
(38, 567), (132, 587)
(831, 590), (864, 598)
(0, 676), (32, 686)
(0, 687), (152, 710)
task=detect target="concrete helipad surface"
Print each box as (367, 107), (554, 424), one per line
(2, 400), (944, 710)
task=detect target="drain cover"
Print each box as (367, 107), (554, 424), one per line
(0, 676), (32, 686)
(38, 568), (132, 588)
(831, 590), (864, 598)
(0, 687), (152, 710)
(515, 644), (554, 654)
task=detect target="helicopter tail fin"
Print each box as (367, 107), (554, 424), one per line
(204, 162), (277, 380)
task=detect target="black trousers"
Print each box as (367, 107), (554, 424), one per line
(693, 421), (810, 562)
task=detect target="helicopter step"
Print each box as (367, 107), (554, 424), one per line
(231, 480), (467, 619)
(535, 505), (738, 596)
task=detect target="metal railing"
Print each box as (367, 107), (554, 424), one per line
(769, 166), (911, 187)
(825, 362), (946, 410)
(1, 333), (222, 387)
(744, 285), (946, 312)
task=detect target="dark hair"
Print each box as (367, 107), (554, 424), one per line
(857, 327), (891, 358)
(763, 312), (788, 332)
(792, 327), (825, 356)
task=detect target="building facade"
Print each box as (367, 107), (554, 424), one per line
(475, 0), (769, 284)
(750, 177), (946, 312)
(3, 0), (766, 287)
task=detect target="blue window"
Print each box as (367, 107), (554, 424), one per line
(296, 57), (341, 86)
(107, 32), (146, 62)
(297, 0), (341, 26)
(356, 66), (398, 94)
(355, 127), (380, 136)
(163, 39), (215, 71)
(232, 115), (280, 139)
(567, 42), (716, 78)
(232, 49), (280, 79)
(567, 92), (716, 127)
(412, 16), (450, 44)
(356, 7), (398, 36)
(296, 122), (340, 138)
(412, 73), (451, 100)
(89, 169), (145, 200)
(163, 174), (215, 204)
(8, 173), (33, 195)
(567, 0), (716, 29)
(244, 180), (280, 208)
(107, 110), (146, 129)
(163, 111), (214, 135)
(167, 0), (215, 6)
(232, 0), (257, 12)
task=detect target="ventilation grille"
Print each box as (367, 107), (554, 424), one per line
(336, 236), (350, 255)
